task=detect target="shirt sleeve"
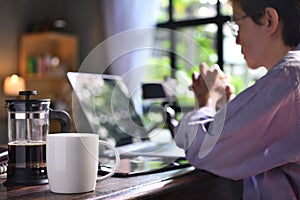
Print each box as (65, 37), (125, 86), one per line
(174, 67), (300, 180)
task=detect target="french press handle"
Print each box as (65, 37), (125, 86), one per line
(49, 109), (71, 133)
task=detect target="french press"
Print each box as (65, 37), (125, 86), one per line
(4, 90), (71, 186)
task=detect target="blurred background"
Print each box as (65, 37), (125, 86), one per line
(0, 0), (267, 143)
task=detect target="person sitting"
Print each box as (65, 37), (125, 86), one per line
(174, 0), (300, 199)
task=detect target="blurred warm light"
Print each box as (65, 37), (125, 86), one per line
(51, 56), (60, 67)
(3, 74), (26, 96)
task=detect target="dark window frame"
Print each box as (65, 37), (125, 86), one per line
(157, 0), (230, 78)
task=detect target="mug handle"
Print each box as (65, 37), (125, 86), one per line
(96, 140), (120, 181)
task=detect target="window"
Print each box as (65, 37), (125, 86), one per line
(145, 0), (266, 108)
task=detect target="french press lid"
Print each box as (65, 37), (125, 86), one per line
(5, 90), (50, 112)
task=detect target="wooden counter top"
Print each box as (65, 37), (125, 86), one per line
(0, 166), (242, 199)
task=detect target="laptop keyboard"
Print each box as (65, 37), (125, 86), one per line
(117, 141), (158, 154)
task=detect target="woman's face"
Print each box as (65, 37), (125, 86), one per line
(232, 2), (266, 69)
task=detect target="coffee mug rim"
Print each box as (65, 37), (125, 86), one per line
(47, 133), (97, 138)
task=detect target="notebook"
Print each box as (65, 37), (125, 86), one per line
(67, 72), (189, 176)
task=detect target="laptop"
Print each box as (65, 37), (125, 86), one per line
(67, 72), (189, 176)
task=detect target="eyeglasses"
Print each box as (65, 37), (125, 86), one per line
(227, 15), (249, 37)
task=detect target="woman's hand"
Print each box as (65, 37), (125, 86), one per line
(190, 63), (235, 110)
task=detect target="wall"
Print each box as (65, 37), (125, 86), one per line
(0, 0), (106, 143)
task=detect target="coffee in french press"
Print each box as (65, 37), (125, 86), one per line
(4, 90), (71, 186)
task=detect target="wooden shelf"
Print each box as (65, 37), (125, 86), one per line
(24, 74), (67, 81)
(19, 32), (78, 77)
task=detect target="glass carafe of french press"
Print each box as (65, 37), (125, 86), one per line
(4, 90), (71, 186)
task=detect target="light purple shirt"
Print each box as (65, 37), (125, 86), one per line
(174, 44), (300, 200)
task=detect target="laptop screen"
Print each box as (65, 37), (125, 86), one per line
(67, 72), (149, 146)
(67, 72), (189, 176)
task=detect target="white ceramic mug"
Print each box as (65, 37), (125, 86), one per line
(46, 133), (120, 194)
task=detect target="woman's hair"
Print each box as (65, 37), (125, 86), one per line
(231, 0), (300, 47)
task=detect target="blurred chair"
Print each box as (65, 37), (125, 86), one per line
(141, 82), (179, 137)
